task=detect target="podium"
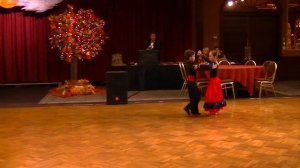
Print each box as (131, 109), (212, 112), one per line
(138, 50), (159, 65)
(136, 50), (159, 90)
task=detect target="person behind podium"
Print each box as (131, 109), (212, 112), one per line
(146, 32), (160, 50)
(137, 32), (160, 90)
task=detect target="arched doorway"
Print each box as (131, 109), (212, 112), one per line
(221, 0), (280, 64)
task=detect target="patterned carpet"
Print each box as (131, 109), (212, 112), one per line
(39, 90), (188, 104)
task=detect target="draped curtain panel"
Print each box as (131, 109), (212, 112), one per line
(0, 10), (70, 83)
(0, 0), (196, 83)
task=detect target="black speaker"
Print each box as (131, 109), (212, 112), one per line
(106, 71), (128, 105)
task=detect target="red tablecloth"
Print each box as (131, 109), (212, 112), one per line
(197, 65), (265, 96)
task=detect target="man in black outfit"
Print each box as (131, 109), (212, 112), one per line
(147, 32), (160, 50)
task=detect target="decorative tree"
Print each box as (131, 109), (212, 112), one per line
(49, 4), (106, 80)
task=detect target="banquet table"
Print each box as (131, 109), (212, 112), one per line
(197, 65), (265, 96)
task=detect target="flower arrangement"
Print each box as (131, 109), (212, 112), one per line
(50, 79), (97, 97)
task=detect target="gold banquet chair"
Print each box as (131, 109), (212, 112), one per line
(178, 62), (188, 95)
(196, 72), (209, 95)
(218, 60), (231, 65)
(262, 60), (272, 70)
(199, 62), (235, 99)
(245, 60), (256, 66)
(216, 62), (235, 99)
(178, 62), (208, 95)
(221, 79), (235, 99)
(255, 61), (277, 98)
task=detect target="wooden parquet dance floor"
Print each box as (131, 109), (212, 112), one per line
(0, 97), (300, 168)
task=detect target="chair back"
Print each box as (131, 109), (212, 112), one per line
(178, 62), (187, 81)
(218, 60), (231, 65)
(262, 60), (272, 70)
(265, 61), (277, 82)
(245, 60), (256, 66)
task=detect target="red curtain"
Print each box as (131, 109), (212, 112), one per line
(0, 10), (70, 83)
(0, 0), (197, 83)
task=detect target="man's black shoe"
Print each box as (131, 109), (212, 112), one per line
(184, 107), (191, 115)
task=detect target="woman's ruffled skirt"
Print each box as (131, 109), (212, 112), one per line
(204, 77), (226, 113)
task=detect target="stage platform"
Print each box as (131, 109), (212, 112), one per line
(38, 90), (188, 105)
(0, 80), (299, 106)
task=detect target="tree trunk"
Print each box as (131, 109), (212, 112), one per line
(70, 59), (78, 80)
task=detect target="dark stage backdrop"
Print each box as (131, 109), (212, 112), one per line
(0, 0), (196, 83)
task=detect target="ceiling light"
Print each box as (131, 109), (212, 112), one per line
(227, 0), (234, 7)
